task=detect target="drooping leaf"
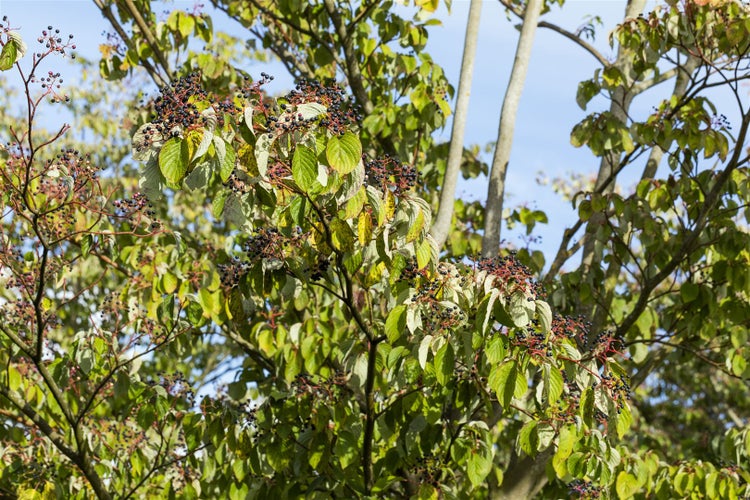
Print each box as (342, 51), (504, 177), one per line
(326, 132), (361, 174)
(159, 137), (190, 185)
(292, 145), (318, 192)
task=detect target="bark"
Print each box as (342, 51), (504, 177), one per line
(430, 0), (483, 250)
(640, 55), (699, 180)
(492, 447), (554, 500)
(576, 0), (646, 318)
(481, 0), (544, 258)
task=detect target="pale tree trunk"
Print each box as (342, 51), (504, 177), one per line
(576, 0), (646, 318)
(640, 55), (699, 180)
(430, 0), (483, 251)
(481, 0), (544, 258)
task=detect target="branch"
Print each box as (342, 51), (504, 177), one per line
(538, 21), (609, 66)
(92, 0), (168, 87)
(119, 0), (173, 81)
(0, 386), (112, 500)
(322, 0), (397, 157)
(496, 0), (608, 66)
(614, 110), (750, 339)
(430, 0), (482, 250)
(220, 324), (275, 373)
(482, 0), (545, 257)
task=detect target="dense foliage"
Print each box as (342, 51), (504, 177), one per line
(0, 0), (749, 498)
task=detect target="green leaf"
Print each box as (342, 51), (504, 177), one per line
(80, 234), (93, 258)
(159, 137), (189, 185)
(517, 420), (538, 456)
(405, 209), (425, 243)
(254, 133), (273, 177)
(326, 132), (361, 174)
(580, 386), (596, 427)
(162, 271), (178, 294)
(293, 145), (318, 192)
(434, 342), (454, 386)
(296, 102), (327, 120)
(416, 238), (433, 270)
(212, 190), (228, 218)
(489, 361), (525, 409)
(358, 211), (373, 246)
(329, 219), (354, 251)
(536, 300), (552, 334)
(467, 446), (492, 488)
(476, 291), (498, 336)
(576, 79), (601, 110)
(731, 351), (747, 377)
(485, 335), (506, 364)
(616, 401), (633, 439)
(220, 141), (236, 182)
(544, 365), (564, 405)
(616, 471), (639, 499)
(680, 281), (699, 303)
(0, 39), (18, 71)
(385, 305), (407, 343)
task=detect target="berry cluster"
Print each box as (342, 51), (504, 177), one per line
(410, 453), (443, 489)
(290, 372), (346, 402)
(476, 254), (544, 298)
(41, 148), (98, 201)
(113, 192), (160, 231)
(239, 72), (274, 101)
(146, 371), (196, 408)
(568, 479), (602, 498)
(244, 227), (299, 262)
(237, 72), (274, 131)
(266, 159), (292, 183)
(513, 324), (553, 358)
(399, 256), (429, 285)
(309, 256), (330, 280)
(710, 113), (732, 130)
(587, 330), (623, 362)
(283, 79), (362, 135)
(222, 171), (251, 195)
(0, 300), (35, 338)
(412, 266), (468, 333)
(364, 155), (418, 197)
(218, 257), (250, 289)
(265, 107), (317, 135)
(36, 25), (76, 57)
(146, 72), (208, 144)
(599, 372), (632, 409)
(550, 315), (590, 343)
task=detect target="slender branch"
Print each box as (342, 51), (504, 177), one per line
(33, 244), (49, 362)
(538, 21), (608, 66)
(496, 0), (608, 66)
(0, 386), (112, 500)
(322, 0), (397, 157)
(92, 0), (167, 86)
(362, 337), (380, 494)
(119, 0), (173, 81)
(614, 110), (750, 339)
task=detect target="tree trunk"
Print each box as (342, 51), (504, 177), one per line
(430, 0), (483, 251)
(492, 447), (554, 500)
(576, 0), (646, 319)
(481, 0), (544, 258)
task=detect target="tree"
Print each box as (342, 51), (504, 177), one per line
(1, 0), (749, 498)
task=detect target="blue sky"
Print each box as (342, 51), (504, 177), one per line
(0, 1), (715, 262)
